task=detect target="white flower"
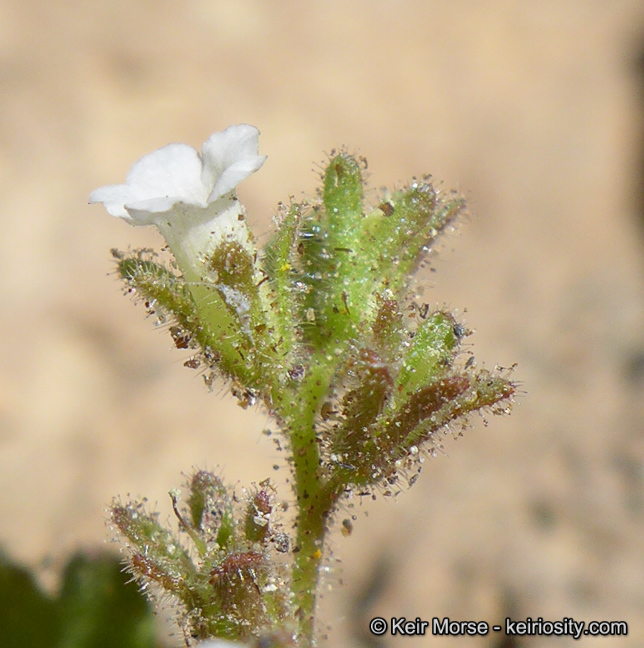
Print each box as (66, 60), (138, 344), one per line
(89, 124), (266, 279)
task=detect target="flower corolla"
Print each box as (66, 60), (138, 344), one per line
(89, 124), (266, 278)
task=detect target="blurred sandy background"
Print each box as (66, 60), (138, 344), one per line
(1, 1), (644, 646)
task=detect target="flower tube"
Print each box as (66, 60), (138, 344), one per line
(90, 124), (266, 281)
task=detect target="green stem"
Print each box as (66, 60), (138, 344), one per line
(292, 491), (333, 645)
(278, 353), (338, 646)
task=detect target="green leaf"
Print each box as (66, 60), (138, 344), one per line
(186, 471), (235, 551)
(286, 154), (369, 351)
(111, 502), (196, 598)
(331, 349), (393, 459)
(57, 553), (158, 648)
(395, 311), (461, 404)
(0, 549), (159, 648)
(359, 184), (465, 296)
(331, 370), (515, 489)
(115, 252), (258, 390)
(371, 297), (404, 363)
(0, 549), (58, 648)
(262, 201), (304, 363)
(322, 152), (364, 239)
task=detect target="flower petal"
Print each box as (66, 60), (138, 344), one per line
(89, 184), (142, 219)
(90, 126), (264, 276)
(123, 197), (188, 224)
(89, 143), (208, 221)
(125, 143), (207, 204)
(201, 124), (267, 202)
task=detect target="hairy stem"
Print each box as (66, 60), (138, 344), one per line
(278, 353), (338, 646)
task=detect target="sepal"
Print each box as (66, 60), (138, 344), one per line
(114, 250), (263, 401)
(111, 502), (195, 598)
(330, 369), (515, 488)
(358, 182), (465, 296)
(395, 310), (462, 404)
(110, 472), (295, 644)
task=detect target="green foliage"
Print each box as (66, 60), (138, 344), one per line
(111, 474), (292, 644)
(111, 150), (516, 647)
(395, 311), (461, 403)
(0, 549), (158, 648)
(0, 549), (58, 648)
